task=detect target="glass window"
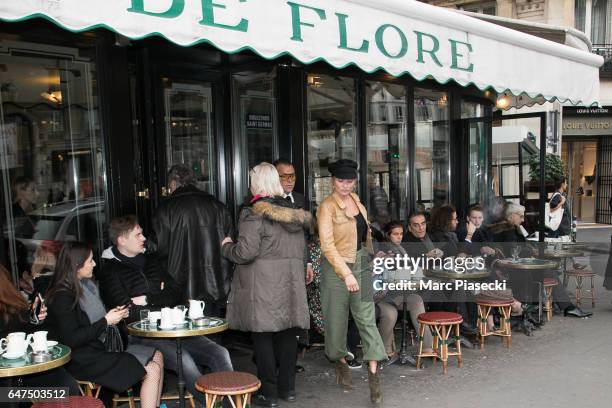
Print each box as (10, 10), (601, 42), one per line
(164, 81), (215, 194)
(461, 1), (497, 15)
(366, 81), (408, 228)
(232, 69), (277, 204)
(575, 0), (586, 32)
(591, 0), (608, 44)
(0, 39), (106, 285)
(462, 101), (489, 206)
(306, 74), (356, 207)
(414, 88), (450, 213)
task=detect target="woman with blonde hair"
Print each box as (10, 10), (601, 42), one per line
(317, 159), (386, 405)
(222, 162), (312, 407)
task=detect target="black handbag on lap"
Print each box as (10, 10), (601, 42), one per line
(103, 325), (125, 352)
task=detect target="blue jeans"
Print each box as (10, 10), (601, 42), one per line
(132, 336), (233, 402)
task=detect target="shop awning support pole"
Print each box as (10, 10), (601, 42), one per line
(538, 116), (547, 243)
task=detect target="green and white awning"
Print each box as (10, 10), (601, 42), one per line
(0, 0), (603, 106)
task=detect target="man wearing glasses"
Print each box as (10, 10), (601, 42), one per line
(274, 159), (305, 209)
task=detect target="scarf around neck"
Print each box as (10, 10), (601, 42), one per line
(79, 279), (107, 326)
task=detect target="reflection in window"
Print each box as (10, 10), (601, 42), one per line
(462, 101), (488, 205)
(164, 81), (215, 194)
(414, 88), (450, 213)
(0, 41), (106, 286)
(307, 74), (356, 207)
(232, 69), (277, 204)
(366, 81), (407, 229)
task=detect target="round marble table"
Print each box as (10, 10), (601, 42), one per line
(128, 318), (228, 408)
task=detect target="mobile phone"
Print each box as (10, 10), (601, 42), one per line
(30, 293), (43, 323)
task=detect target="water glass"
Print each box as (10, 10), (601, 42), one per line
(512, 246), (520, 260)
(140, 309), (150, 328)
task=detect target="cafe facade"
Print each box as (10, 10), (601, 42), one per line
(0, 0), (602, 282)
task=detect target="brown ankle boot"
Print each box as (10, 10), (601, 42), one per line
(368, 367), (382, 404)
(335, 360), (352, 389)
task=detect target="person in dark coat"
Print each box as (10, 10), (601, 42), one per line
(222, 162), (312, 407)
(46, 243), (163, 406)
(98, 215), (233, 404)
(489, 203), (591, 318)
(456, 204), (496, 257)
(0, 265), (79, 396)
(274, 158), (306, 208)
(428, 204), (460, 256)
(150, 164), (233, 316)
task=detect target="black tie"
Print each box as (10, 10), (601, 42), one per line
(285, 195), (292, 203)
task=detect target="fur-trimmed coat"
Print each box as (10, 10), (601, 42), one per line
(222, 197), (312, 332)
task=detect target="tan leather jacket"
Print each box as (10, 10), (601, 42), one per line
(317, 192), (373, 280)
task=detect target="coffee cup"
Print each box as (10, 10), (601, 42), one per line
(172, 306), (187, 325)
(160, 308), (173, 328)
(31, 331), (48, 353)
(149, 311), (162, 324)
(188, 299), (205, 319)
(0, 332), (32, 357)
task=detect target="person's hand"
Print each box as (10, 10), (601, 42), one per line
(559, 195), (566, 206)
(481, 246), (496, 256)
(105, 306), (129, 325)
(305, 264), (314, 285)
(466, 221), (476, 235)
(131, 295), (147, 306)
(31, 297), (47, 322)
(221, 236), (233, 246)
(426, 248), (443, 258)
(344, 274), (360, 292)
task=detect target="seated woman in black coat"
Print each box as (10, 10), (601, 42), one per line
(0, 265), (79, 395)
(46, 243), (163, 407)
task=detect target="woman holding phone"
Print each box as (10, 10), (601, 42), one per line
(46, 243), (163, 407)
(0, 265), (79, 394)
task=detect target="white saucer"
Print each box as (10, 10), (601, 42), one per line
(158, 324), (175, 330)
(173, 320), (188, 326)
(47, 341), (58, 349)
(1, 351), (26, 359)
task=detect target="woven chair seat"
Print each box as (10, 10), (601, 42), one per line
(476, 298), (514, 307)
(566, 270), (595, 277)
(543, 278), (559, 286)
(417, 311), (463, 325)
(32, 396), (104, 408)
(196, 371), (261, 395)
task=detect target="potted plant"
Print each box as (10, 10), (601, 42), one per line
(527, 153), (565, 184)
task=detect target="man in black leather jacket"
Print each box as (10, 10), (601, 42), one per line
(150, 164), (233, 316)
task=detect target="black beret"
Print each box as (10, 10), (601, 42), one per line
(328, 159), (358, 179)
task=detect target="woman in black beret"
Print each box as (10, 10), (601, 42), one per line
(316, 159), (386, 405)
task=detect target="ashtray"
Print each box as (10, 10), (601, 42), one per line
(192, 317), (210, 327)
(32, 351), (52, 363)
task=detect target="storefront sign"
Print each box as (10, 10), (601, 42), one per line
(0, 0), (602, 106)
(564, 106), (611, 116)
(246, 114), (273, 129)
(562, 118), (612, 135)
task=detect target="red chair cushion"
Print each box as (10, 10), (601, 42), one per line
(32, 396), (104, 408)
(476, 299), (514, 307)
(543, 278), (559, 286)
(418, 311), (463, 325)
(196, 371), (261, 393)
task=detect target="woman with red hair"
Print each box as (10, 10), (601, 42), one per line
(0, 264), (79, 393)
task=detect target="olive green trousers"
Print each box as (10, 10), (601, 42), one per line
(321, 249), (387, 362)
